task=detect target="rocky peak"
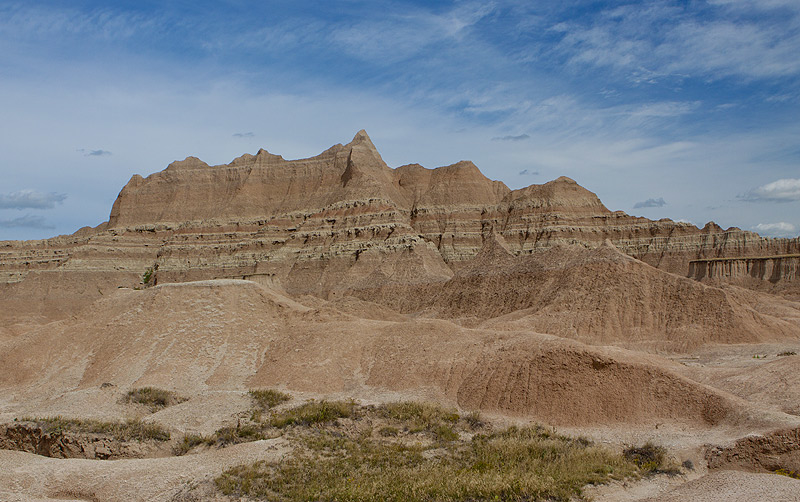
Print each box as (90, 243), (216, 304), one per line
(165, 157), (209, 171)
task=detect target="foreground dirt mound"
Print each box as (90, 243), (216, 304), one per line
(0, 421), (167, 460)
(0, 279), (774, 428)
(706, 426), (800, 474)
(365, 236), (800, 351)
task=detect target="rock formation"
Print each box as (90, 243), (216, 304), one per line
(1, 130), (798, 335)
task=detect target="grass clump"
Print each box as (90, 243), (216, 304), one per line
(623, 442), (680, 475)
(270, 400), (354, 428)
(173, 433), (215, 455)
(379, 426), (399, 437)
(215, 425), (636, 502)
(123, 387), (187, 412)
(24, 416), (170, 442)
(249, 389), (291, 410)
(379, 401), (459, 432)
(214, 423), (276, 446)
(775, 468), (800, 479)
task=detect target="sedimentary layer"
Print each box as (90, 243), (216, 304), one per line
(1, 130), (798, 331)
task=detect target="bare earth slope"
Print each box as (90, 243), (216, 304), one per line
(0, 280), (770, 428)
(362, 234), (800, 351)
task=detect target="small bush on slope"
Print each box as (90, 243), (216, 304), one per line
(123, 387), (187, 412)
(270, 400), (354, 428)
(249, 389), (291, 411)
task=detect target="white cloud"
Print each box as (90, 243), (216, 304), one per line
(0, 190), (67, 210)
(78, 148), (112, 156)
(330, 2), (495, 64)
(493, 134), (530, 141)
(0, 214), (54, 229)
(741, 178), (800, 202)
(753, 222), (797, 237)
(633, 197), (666, 208)
(553, 2), (800, 82)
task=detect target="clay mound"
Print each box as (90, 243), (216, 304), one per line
(0, 280), (316, 396)
(706, 426), (800, 474)
(367, 236), (800, 350)
(685, 354), (800, 416)
(0, 270), (137, 337)
(0, 279), (773, 428)
(637, 470), (800, 502)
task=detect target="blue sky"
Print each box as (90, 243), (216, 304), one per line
(1, 0), (798, 240)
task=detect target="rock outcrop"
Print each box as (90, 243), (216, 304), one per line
(1, 130), (798, 331)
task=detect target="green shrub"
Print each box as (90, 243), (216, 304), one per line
(434, 424), (459, 442)
(379, 401), (459, 432)
(623, 442), (679, 475)
(173, 433), (215, 455)
(214, 423), (272, 446)
(270, 400), (354, 428)
(249, 389), (291, 410)
(123, 387), (187, 412)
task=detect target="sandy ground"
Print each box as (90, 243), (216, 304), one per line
(0, 438), (291, 502)
(1, 281), (799, 501)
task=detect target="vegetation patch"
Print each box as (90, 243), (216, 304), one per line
(249, 389), (291, 411)
(213, 422), (281, 446)
(623, 442), (680, 475)
(173, 433), (215, 455)
(379, 401), (458, 429)
(123, 387), (187, 412)
(777, 351), (797, 357)
(216, 424), (637, 502)
(775, 468), (800, 479)
(22, 416), (170, 442)
(270, 400), (355, 428)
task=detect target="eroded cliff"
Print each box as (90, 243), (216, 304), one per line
(1, 130), (798, 326)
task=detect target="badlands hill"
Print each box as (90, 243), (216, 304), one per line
(1, 130), (799, 501)
(1, 130), (798, 326)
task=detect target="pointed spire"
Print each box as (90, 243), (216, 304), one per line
(352, 129), (372, 144)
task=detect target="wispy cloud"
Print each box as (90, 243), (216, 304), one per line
(233, 132), (254, 138)
(551, 1), (800, 82)
(330, 2), (496, 64)
(493, 134), (530, 141)
(77, 148), (112, 156)
(634, 197), (667, 208)
(754, 221), (797, 237)
(740, 178), (800, 202)
(0, 214), (54, 229)
(0, 190), (67, 210)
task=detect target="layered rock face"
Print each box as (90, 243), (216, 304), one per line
(1, 130), (798, 315)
